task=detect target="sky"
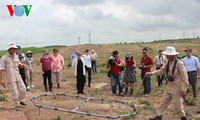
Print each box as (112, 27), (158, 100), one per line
(1, 0), (200, 50)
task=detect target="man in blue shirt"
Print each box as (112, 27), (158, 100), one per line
(70, 50), (78, 61)
(182, 48), (200, 98)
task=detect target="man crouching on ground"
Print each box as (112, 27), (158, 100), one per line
(0, 42), (26, 111)
(146, 46), (189, 120)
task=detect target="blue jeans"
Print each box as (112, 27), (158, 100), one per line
(110, 73), (123, 94)
(141, 73), (151, 94)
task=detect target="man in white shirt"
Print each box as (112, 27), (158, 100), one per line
(91, 49), (98, 73)
(153, 50), (167, 86)
(182, 48), (200, 98)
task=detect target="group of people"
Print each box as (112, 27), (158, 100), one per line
(0, 42), (65, 111)
(71, 49), (98, 94)
(107, 46), (200, 120)
(1, 42), (200, 120)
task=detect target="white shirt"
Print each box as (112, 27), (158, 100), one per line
(154, 55), (167, 66)
(82, 54), (92, 68)
(182, 55), (200, 72)
(91, 52), (98, 60)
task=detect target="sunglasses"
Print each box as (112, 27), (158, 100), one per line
(143, 52), (147, 54)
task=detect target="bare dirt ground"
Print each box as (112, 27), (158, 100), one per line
(1, 40), (200, 120)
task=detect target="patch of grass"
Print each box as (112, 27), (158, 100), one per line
(138, 99), (155, 111)
(0, 94), (6, 102)
(99, 69), (107, 74)
(184, 93), (197, 106)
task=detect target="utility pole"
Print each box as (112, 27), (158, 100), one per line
(192, 32), (197, 38)
(88, 33), (91, 44)
(78, 37), (81, 45)
(26, 38), (28, 48)
(182, 32), (186, 39)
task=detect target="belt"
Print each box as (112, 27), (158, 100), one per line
(187, 70), (197, 73)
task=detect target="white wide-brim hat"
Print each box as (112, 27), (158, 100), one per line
(162, 46), (179, 55)
(7, 42), (18, 50)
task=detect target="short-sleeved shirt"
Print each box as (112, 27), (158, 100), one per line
(91, 53), (98, 60)
(40, 57), (52, 72)
(50, 54), (64, 72)
(0, 53), (22, 83)
(182, 55), (200, 72)
(154, 55), (167, 66)
(26, 57), (33, 69)
(110, 57), (122, 75)
(140, 55), (153, 74)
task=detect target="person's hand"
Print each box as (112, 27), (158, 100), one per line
(0, 82), (6, 88)
(145, 72), (152, 76)
(181, 91), (187, 97)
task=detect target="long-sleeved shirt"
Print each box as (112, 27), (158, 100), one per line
(152, 59), (189, 94)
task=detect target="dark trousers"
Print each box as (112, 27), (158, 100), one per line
(156, 66), (165, 86)
(77, 75), (86, 93)
(42, 70), (52, 90)
(141, 73), (151, 94)
(91, 60), (97, 73)
(19, 68), (27, 87)
(85, 67), (92, 86)
(187, 71), (197, 98)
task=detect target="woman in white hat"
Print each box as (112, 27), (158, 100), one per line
(147, 46), (189, 120)
(25, 51), (34, 90)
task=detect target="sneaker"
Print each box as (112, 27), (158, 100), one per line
(27, 86), (30, 89)
(149, 115), (162, 120)
(20, 102), (26, 106)
(120, 93), (124, 97)
(145, 94), (149, 97)
(31, 85), (34, 88)
(113, 94), (116, 96)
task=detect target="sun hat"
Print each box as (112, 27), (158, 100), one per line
(43, 50), (49, 55)
(7, 42), (18, 50)
(91, 49), (94, 52)
(127, 52), (132, 55)
(162, 46), (179, 55)
(26, 50), (32, 54)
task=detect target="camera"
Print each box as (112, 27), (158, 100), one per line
(108, 59), (116, 66)
(139, 64), (144, 69)
(168, 76), (175, 81)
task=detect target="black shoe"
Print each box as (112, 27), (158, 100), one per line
(149, 115), (162, 120)
(57, 84), (60, 89)
(49, 89), (53, 92)
(77, 92), (81, 94)
(181, 116), (187, 120)
(88, 85), (91, 87)
(20, 102), (26, 106)
(81, 92), (86, 95)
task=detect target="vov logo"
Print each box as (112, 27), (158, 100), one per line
(7, 5), (32, 17)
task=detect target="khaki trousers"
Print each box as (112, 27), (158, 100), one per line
(52, 72), (61, 84)
(156, 91), (186, 117)
(7, 79), (26, 107)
